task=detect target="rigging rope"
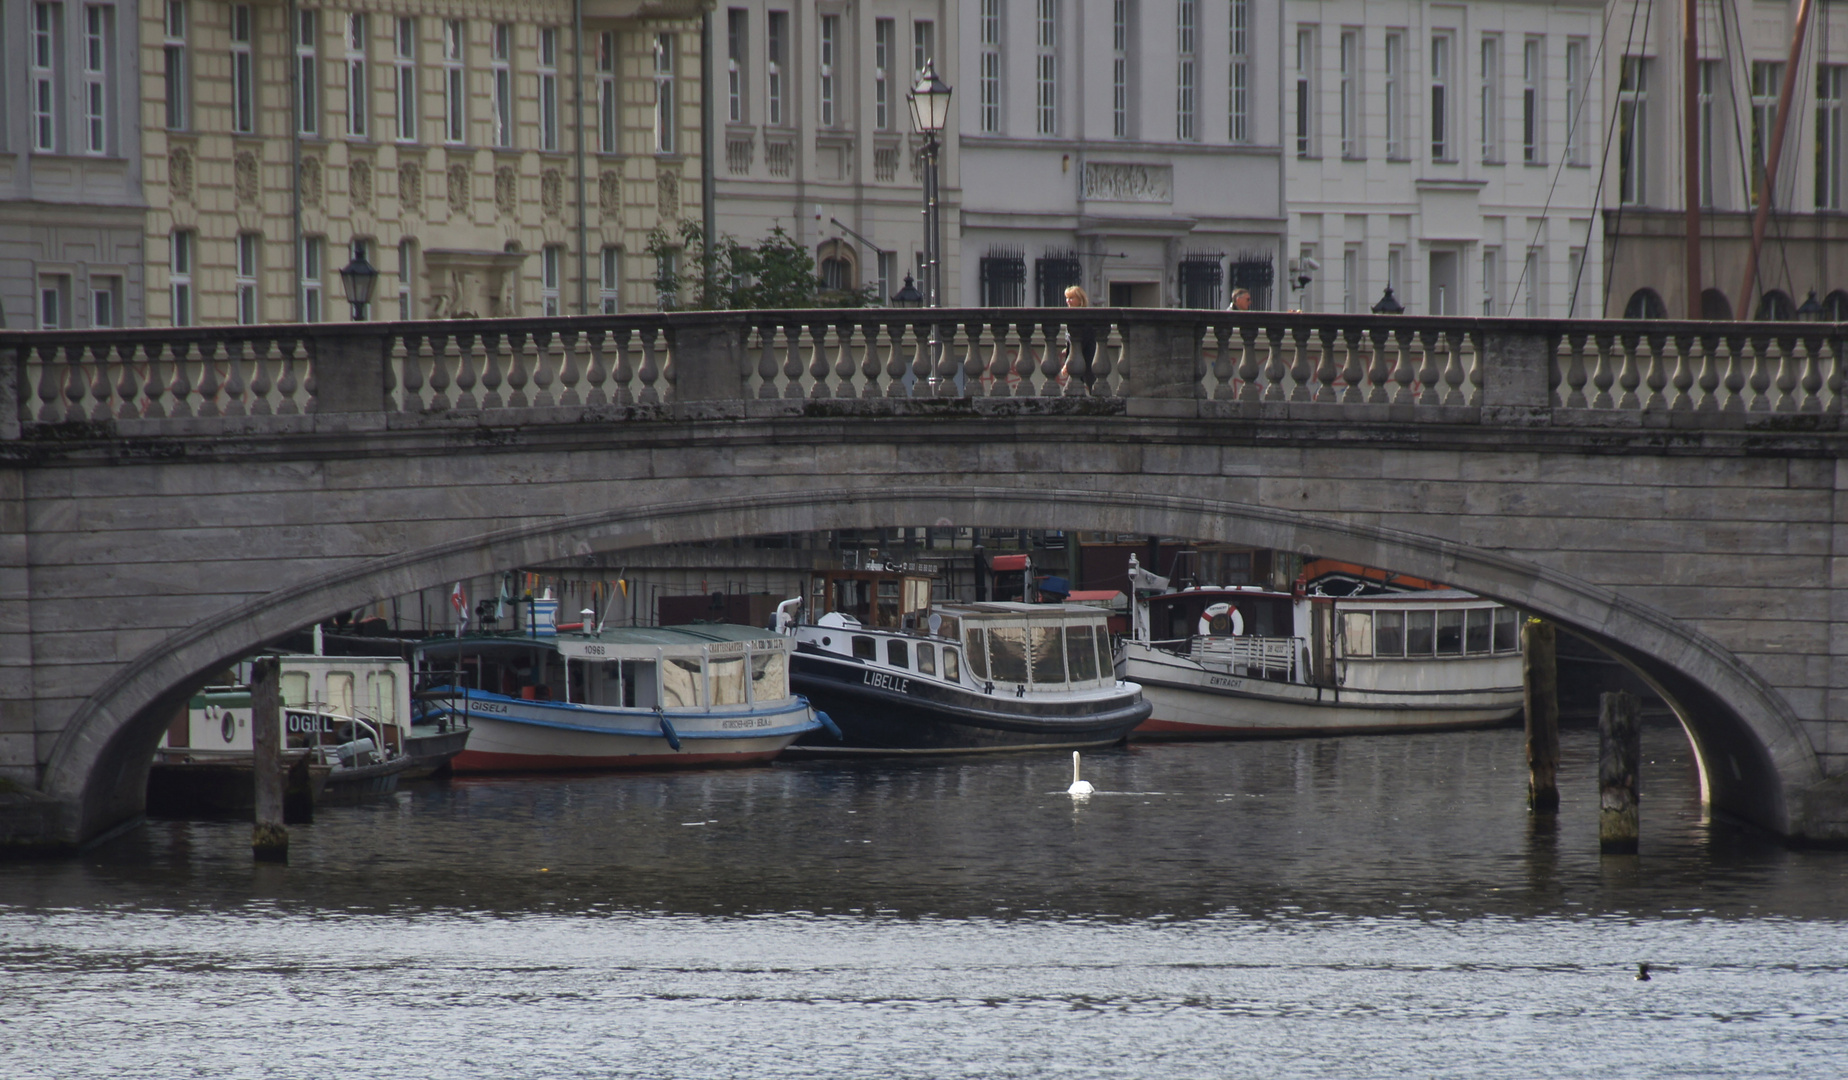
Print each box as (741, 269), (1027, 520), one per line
(1581, 0), (1652, 317)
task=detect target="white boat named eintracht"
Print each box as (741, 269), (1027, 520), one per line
(1118, 556), (1525, 739)
(412, 606), (823, 772)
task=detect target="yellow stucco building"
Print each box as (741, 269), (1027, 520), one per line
(139, 0), (703, 326)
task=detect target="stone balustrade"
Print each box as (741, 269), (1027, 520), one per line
(5, 309), (1844, 436)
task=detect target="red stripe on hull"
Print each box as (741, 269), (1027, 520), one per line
(450, 747), (786, 773)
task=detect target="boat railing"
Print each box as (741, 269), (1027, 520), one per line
(1190, 635), (1302, 682)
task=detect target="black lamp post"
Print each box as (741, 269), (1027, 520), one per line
(1371, 286), (1405, 315)
(1796, 289), (1823, 321)
(907, 61), (952, 308)
(891, 273), (923, 308)
(339, 243), (379, 322)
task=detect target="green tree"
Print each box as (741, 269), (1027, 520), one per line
(645, 222), (876, 310)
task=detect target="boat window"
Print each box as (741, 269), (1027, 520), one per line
(1493, 607), (1519, 652)
(1374, 611), (1404, 656)
(852, 636), (877, 661)
(1028, 625), (1067, 685)
(1405, 610), (1435, 655)
(942, 647), (961, 682)
(916, 643), (936, 676)
(661, 657), (705, 708)
(903, 577), (931, 616)
(280, 672), (310, 707)
(886, 639), (909, 668)
(1341, 612), (1372, 657)
(326, 672), (355, 715)
(1465, 608), (1492, 653)
(1096, 629), (1114, 679)
(629, 660), (659, 708)
(710, 655), (747, 705)
(988, 626), (1029, 683)
(1436, 610), (1464, 656)
(751, 651), (787, 702)
(1065, 625), (1099, 682)
(876, 580), (901, 627)
(964, 630), (988, 679)
(366, 672), (398, 723)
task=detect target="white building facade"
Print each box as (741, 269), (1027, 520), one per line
(1281, 0), (1605, 318)
(956, 0), (1285, 309)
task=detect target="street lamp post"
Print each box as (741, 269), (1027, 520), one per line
(338, 243), (379, 322)
(907, 61), (952, 308)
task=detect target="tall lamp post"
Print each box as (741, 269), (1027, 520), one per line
(338, 243), (379, 322)
(907, 62), (952, 307)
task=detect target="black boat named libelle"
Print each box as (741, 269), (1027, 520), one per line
(784, 600), (1151, 755)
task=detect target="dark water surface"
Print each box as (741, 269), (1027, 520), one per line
(4, 720), (1845, 1078)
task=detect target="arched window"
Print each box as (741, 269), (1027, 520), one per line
(1823, 290), (1848, 322)
(1754, 289), (1795, 320)
(1699, 288), (1732, 321)
(1622, 287), (1666, 319)
(816, 239), (856, 295)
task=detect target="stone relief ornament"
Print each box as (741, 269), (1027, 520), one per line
(541, 168), (564, 219)
(600, 171), (622, 215)
(447, 163), (471, 216)
(169, 146), (194, 199)
(657, 170), (681, 220)
(233, 151), (260, 205)
(399, 161), (423, 212)
(350, 159), (373, 209)
(495, 166), (518, 216)
(300, 155), (322, 207)
(1082, 162), (1173, 203)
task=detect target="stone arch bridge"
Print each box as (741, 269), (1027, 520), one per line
(2, 307), (1844, 851)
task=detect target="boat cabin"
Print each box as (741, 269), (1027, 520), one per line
(158, 654), (411, 757)
(806, 566), (933, 630)
(805, 601), (1118, 694)
(414, 625), (796, 711)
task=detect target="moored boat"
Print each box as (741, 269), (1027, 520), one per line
(1119, 556), (1525, 739)
(411, 619), (822, 772)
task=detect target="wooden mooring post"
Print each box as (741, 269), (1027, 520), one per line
(1523, 618), (1560, 812)
(1599, 690), (1642, 854)
(251, 656), (288, 862)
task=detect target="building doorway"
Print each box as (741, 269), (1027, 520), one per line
(1428, 250), (1461, 315)
(1108, 281), (1162, 307)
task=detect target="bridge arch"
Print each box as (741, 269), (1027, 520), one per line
(51, 486), (1814, 842)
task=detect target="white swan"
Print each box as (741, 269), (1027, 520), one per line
(1067, 750), (1095, 796)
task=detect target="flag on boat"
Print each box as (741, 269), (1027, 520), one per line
(450, 581), (468, 637)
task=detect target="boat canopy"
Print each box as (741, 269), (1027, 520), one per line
(945, 602), (1117, 690)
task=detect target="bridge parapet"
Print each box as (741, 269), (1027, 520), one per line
(5, 310), (1844, 436)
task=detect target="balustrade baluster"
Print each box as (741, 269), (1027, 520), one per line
(808, 321), (833, 398)
(1797, 338), (1822, 413)
(534, 332), (560, 407)
(604, 329), (631, 405)
(1747, 336), (1773, 412)
(192, 342), (223, 418)
(427, 335), (454, 411)
(1288, 327), (1314, 402)
(386, 336), (410, 413)
(1262, 327), (1289, 402)
(1235, 326), (1262, 403)
(916, 321), (941, 396)
(454, 336), (482, 409)
(559, 331), (587, 407)
(77, 346), (108, 421)
(1719, 337), (1745, 413)
(1550, 336), (1571, 408)
(111, 344), (139, 419)
(507, 333), (535, 408)
(1773, 338), (1798, 412)
(91, 345), (122, 421)
(298, 339), (318, 413)
(1313, 327), (1339, 404)
(1463, 333), (1483, 408)
(782, 323), (808, 400)
(834, 320), (861, 398)
(1589, 335), (1615, 410)
(1414, 331), (1442, 408)
(1822, 339), (1843, 413)
(1438, 332), (1465, 407)
(1561, 335), (1588, 408)
(1618, 336), (1646, 411)
(1692, 336), (1718, 412)
(1641, 336), (1668, 413)
(1666, 335), (1693, 412)
(481, 334), (509, 409)
(957, 320), (984, 397)
(258, 339), (285, 416)
(935, 321), (962, 396)
(750, 322), (775, 398)
(1210, 323), (1235, 401)
(636, 327), (662, 404)
(883, 321), (910, 398)
(1339, 329), (1366, 406)
(1361, 329), (1389, 404)
(861, 320), (887, 398)
(227, 340), (256, 418)
(1092, 320), (1120, 396)
(1389, 331), (1417, 406)
(989, 320), (1018, 397)
(166, 343), (198, 418)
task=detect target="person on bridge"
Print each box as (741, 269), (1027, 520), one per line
(1061, 285), (1098, 387)
(1228, 288), (1252, 311)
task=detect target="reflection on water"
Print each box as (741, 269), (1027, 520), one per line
(4, 720), (1846, 1079)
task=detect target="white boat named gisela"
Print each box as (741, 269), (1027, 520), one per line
(412, 616), (825, 772)
(1118, 556), (1526, 739)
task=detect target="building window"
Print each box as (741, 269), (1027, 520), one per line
(1619, 56), (1648, 206)
(1699, 60), (1719, 207)
(443, 19), (465, 143)
(818, 14), (838, 128)
(542, 245), (562, 316)
(1386, 246), (1403, 300)
(235, 234), (260, 324)
(164, 0), (188, 130)
(1522, 38), (1542, 163)
(876, 251), (896, 304)
(654, 33), (676, 153)
(297, 9), (319, 136)
(393, 17), (416, 142)
(1229, 0), (1247, 143)
(600, 247), (621, 313)
(300, 236), (323, 322)
(598, 31), (617, 151)
(1750, 60), (1784, 201)
(1479, 35), (1500, 163)
(1176, 0), (1197, 141)
(729, 10), (749, 124)
(873, 18), (893, 130)
(1819, 65), (1844, 211)
(83, 5), (112, 154)
(1339, 29), (1359, 158)
(979, 0), (1001, 134)
(1565, 38), (1586, 165)
(1035, 0), (1057, 136)
(1342, 247), (1360, 313)
(1567, 247), (1584, 316)
(171, 230), (194, 326)
(913, 19), (934, 78)
(979, 249), (1026, 307)
(1481, 246), (1498, 315)
(1384, 31), (1404, 159)
(1295, 27), (1315, 157)
(1114, 0), (1132, 139)
(1525, 248), (1543, 318)
(31, 3), (59, 153)
(39, 275), (70, 329)
(1178, 255), (1222, 310)
(1430, 33), (1452, 161)
(398, 237), (417, 319)
(92, 276), (120, 327)
(229, 5), (255, 136)
(346, 13), (368, 139)
(1228, 252), (1274, 310)
(491, 23), (513, 148)
(538, 27), (559, 150)
(767, 12), (787, 126)
(1035, 250), (1082, 307)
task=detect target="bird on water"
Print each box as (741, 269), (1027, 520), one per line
(1067, 751), (1094, 796)
(1636, 963), (1652, 982)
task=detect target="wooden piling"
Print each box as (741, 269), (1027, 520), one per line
(1522, 618), (1560, 812)
(251, 656), (288, 863)
(1599, 690), (1641, 854)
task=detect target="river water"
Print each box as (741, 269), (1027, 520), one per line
(4, 719), (1845, 1078)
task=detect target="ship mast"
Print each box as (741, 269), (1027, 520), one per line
(1738, 0), (1816, 318)
(1683, 0), (1702, 318)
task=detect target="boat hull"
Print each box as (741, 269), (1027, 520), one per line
(145, 754), (331, 821)
(402, 725), (471, 779)
(789, 654), (1151, 755)
(419, 689), (819, 773)
(1122, 645), (1523, 739)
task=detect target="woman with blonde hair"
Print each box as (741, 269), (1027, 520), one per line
(1061, 285), (1097, 385)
